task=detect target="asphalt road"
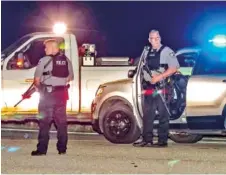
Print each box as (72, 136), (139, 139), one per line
(1, 133), (226, 174)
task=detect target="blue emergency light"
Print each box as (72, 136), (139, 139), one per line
(209, 35), (226, 47)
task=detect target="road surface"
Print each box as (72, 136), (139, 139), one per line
(1, 132), (226, 174)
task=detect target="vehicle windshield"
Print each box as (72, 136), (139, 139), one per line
(1, 34), (32, 59)
(193, 48), (226, 75)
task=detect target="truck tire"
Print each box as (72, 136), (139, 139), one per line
(102, 102), (141, 144)
(169, 134), (203, 143)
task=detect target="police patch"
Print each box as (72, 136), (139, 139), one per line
(169, 52), (175, 57)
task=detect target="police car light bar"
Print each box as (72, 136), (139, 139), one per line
(53, 22), (67, 35)
(209, 35), (226, 47)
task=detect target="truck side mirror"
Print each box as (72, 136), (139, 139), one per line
(7, 52), (25, 69)
(128, 69), (136, 78)
(16, 52), (25, 68)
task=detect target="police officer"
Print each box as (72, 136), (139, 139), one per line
(31, 39), (74, 156)
(133, 30), (180, 147)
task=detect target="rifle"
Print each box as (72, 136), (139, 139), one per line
(14, 82), (36, 107)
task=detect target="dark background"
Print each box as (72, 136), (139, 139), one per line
(1, 1), (226, 57)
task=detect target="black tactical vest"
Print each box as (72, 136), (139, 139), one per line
(147, 45), (167, 70)
(51, 52), (69, 78)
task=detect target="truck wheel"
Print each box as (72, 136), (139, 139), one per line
(169, 134), (203, 143)
(102, 102), (141, 144)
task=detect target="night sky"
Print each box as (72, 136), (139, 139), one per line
(2, 1), (226, 57)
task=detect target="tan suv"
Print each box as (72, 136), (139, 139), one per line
(91, 46), (226, 144)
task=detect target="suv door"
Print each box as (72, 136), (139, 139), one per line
(186, 49), (226, 130)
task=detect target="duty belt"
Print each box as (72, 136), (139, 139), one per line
(43, 71), (51, 76)
(52, 86), (68, 90)
(41, 84), (70, 93)
(148, 64), (168, 73)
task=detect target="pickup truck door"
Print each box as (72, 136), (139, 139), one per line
(186, 50), (226, 130)
(1, 35), (72, 116)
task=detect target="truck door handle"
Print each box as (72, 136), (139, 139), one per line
(25, 79), (34, 83)
(223, 79), (226, 83)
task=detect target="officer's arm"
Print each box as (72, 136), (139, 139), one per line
(160, 47), (180, 79)
(34, 59), (45, 87)
(67, 59), (74, 82)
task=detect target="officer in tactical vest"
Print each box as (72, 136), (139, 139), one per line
(133, 30), (180, 147)
(31, 39), (74, 156)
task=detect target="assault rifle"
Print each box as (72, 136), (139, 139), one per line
(14, 82), (36, 107)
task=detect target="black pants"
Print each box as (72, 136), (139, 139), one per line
(142, 93), (170, 143)
(36, 90), (68, 153)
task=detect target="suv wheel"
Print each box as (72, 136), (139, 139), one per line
(169, 133), (203, 143)
(102, 102), (141, 144)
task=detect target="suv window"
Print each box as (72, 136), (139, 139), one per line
(193, 49), (226, 75)
(177, 52), (198, 67)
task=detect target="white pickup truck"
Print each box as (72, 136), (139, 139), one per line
(1, 32), (136, 123)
